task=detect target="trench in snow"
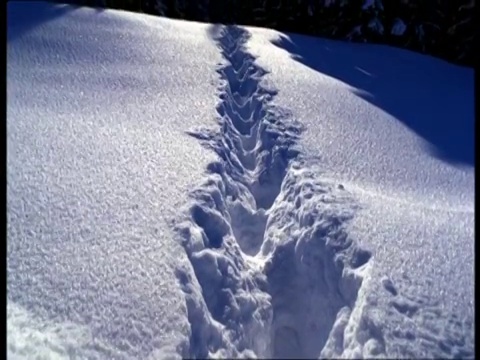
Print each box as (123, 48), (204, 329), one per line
(175, 25), (374, 359)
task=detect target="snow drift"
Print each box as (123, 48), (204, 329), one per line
(7, 2), (474, 359)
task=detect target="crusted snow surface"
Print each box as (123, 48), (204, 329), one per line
(247, 28), (474, 358)
(8, 2), (220, 359)
(8, 2), (474, 360)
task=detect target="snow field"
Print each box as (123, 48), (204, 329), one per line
(7, 3), (473, 359)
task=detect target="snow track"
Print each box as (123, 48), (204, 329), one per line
(176, 26), (375, 358)
(7, 4), (474, 359)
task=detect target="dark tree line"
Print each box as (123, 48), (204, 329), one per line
(52, 0), (475, 67)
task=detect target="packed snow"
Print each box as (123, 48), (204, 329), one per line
(7, 2), (474, 359)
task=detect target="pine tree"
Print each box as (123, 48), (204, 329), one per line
(150, 0), (168, 15)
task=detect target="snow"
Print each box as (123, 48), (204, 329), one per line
(248, 29), (474, 358)
(368, 18), (384, 35)
(8, 2), (474, 359)
(362, 0), (375, 10)
(8, 2), (220, 358)
(391, 18), (407, 36)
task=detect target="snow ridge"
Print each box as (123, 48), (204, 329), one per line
(175, 26), (374, 358)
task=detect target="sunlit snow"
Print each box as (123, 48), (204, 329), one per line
(7, 2), (474, 359)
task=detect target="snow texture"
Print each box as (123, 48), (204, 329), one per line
(8, 2), (220, 358)
(175, 25), (373, 358)
(8, 2), (474, 359)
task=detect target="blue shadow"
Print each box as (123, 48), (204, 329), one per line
(8, 1), (78, 43)
(273, 33), (474, 167)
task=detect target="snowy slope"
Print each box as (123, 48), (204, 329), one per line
(7, 2), (474, 359)
(7, 2), (221, 358)
(244, 29), (474, 358)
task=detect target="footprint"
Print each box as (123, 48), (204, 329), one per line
(391, 298), (419, 318)
(191, 205), (229, 249)
(381, 276), (398, 296)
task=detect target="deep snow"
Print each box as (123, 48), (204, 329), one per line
(7, 2), (474, 359)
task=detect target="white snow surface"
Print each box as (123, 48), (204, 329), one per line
(8, 2), (474, 359)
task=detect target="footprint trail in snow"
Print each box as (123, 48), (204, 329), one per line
(175, 26), (374, 359)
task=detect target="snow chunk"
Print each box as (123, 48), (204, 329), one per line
(391, 18), (407, 36)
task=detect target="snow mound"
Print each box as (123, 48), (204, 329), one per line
(8, 2), (473, 359)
